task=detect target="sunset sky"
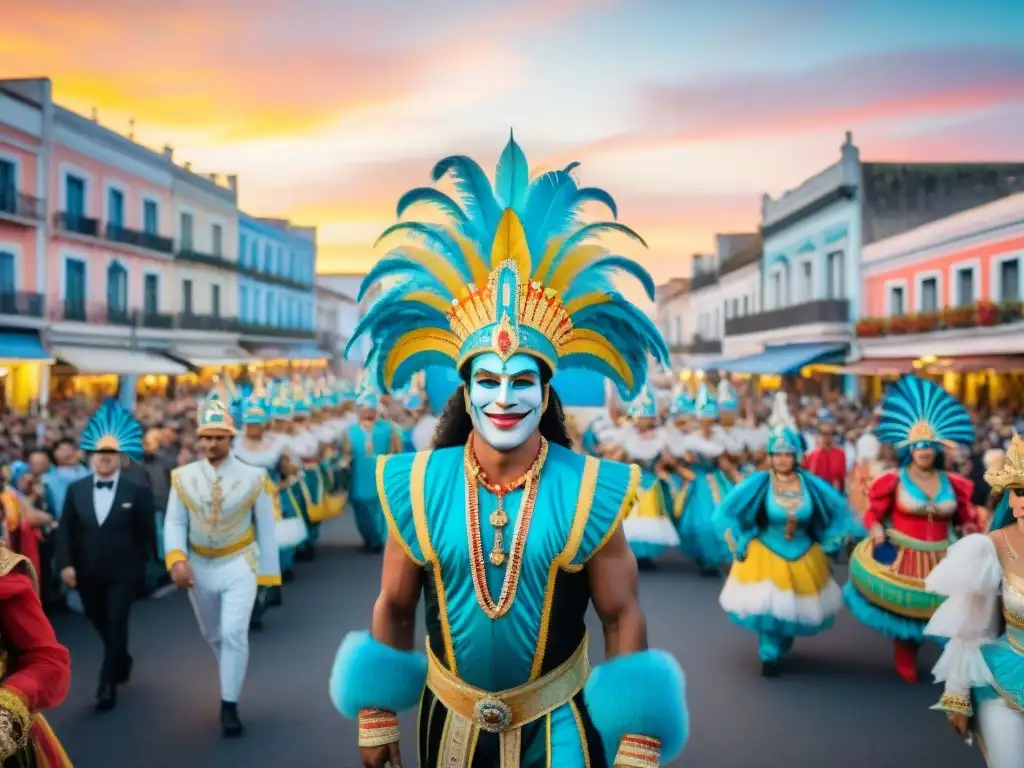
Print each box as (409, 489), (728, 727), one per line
(4, 0), (1024, 291)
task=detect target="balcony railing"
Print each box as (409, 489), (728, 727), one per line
(53, 212), (100, 237)
(237, 263), (314, 291)
(176, 248), (237, 271)
(139, 311), (175, 330)
(51, 300), (136, 325)
(725, 299), (850, 336)
(177, 313), (239, 332)
(691, 271), (718, 291)
(236, 320), (316, 339)
(0, 291), (45, 318)
(106, 224), (174, 254)
(685, 336), (722, 354)
(0, 191), (43, 222)
(857, 300), (1024, 339)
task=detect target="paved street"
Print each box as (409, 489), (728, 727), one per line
(48, 517), (984, 768)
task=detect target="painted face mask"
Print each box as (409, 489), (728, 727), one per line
(468, 352), (544, 451)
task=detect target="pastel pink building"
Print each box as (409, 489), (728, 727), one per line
(855, 191), (1024, 396)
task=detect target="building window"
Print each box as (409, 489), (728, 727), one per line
(889, 285), (905, 316)
(180, 212), (194, 251)
(212, 224), (223, 256)
(182, 279), (193, 315)
(1000, 258), (1020, 302)
(239, 234), (248, 266)
(107, 187), (125, 229)
(240, 285), (249, 322)
(743, 295), (749, 314)
(143, 200), (158, 235)
(0, 251), (14, 294)
(64, 259), (87, 320)
(920, 277), (938, 312)
(0, 159), (14, 207)
(65, 174), (86, 217)
(211, 284), (221, 317)
(265, 292), (274, 325)
(107, 261), (128, 319)
(826, 251), (844, 299)
(956, 267), (974, 306)
(144, 274), (159, 315)
(771, 271), (782, 309)
(674, 315), (682, 344)
(251, 240), (259, 268)
(263, 244), (272, 272)
(800, 261), (812, 302)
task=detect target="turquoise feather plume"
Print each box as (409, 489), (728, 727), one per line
(348, 133), (669, 400)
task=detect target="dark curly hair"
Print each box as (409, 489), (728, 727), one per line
(433, 383), (573, 450)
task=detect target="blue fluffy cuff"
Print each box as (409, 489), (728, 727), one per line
(328, 631), (427, 718)
(583, 650), (688, 766)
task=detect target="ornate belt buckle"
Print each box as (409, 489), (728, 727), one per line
(473, 697), (512, 733)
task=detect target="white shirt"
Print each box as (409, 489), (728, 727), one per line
(856, 431), (880, 463)
(92, 472), (120, 526)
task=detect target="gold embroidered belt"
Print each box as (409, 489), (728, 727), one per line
(190, 527), (254, 558)
(426, 635), (590, 768)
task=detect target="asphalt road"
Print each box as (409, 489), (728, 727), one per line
(46, 517), (985, 768)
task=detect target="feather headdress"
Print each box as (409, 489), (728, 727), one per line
(79, 399), (143, 459)
(875, 375), (973, 460)
(242, 372), (270, 426)
(766, 392), (802, 459)
(347, 132), (669, 400)
(670, 381), (695, 417)
(695, 382), (718, 420)
(627, 383), (658, 420)
(355, 371), (379, 409)
(716, 380), (739, 413)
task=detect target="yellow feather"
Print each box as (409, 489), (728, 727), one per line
(401, 290), (451, 313)
(531, 236), (565, 285)
(383, 328), (460, 391)
(561, 329), (634, 390)
(545, 245), (605, 296)
(490, 209), (531, 280)
(564, 292), (611, 316)
(391, 246), (469, 300)
(447, 227), (490, 286)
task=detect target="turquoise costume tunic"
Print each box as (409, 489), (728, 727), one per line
(349, 419), (401, 549)
(676, 434), (734, 569)
(379, 442), (638, 768)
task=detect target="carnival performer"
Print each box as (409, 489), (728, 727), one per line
(329, 134), (687, 768)
(309, 383), (347, 523)
(0, 544), (73, 766)
(921, 434), (1024, 768)
(581, 386), (626, 458)
(233, 381), (302, 616)
(615, 385), (680, 567)
(715, 393), (859, 676)
(660, 384), (696, 501)
(346, 379), (402, 553)
(803, 408), (846, 493)
(713, 379), (746, 457)
(288, 382), (325, 558)
(676, 383), (737, 576)
(404, 373), (439, 452)
(163, 399), (281, 737)
(844, 375), (978, 683)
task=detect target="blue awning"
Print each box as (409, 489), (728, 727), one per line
(709, 342), (847, 375)
(0, 332), (52, 362)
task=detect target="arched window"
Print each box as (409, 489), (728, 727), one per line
(107, 260), (128, 317)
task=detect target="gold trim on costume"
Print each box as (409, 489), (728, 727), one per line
(377, 454), (425, 565)
(530, 457), (599, 679)
(568, 699), (592, 768)
(0, 686), (30, 757)
(585, 463), (641, 564)
(410, 451), (458, 675)
(190, 527), (255, 558)
(427, 635), (589, 733)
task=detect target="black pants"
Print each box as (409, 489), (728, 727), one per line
(79, 581), (136, 685)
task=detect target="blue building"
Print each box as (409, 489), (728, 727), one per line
(237, 214), (320, 360)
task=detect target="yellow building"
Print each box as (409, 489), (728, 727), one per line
(0, 331), (52, 413)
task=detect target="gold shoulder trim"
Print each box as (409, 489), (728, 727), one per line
(0, 547), (37, 595)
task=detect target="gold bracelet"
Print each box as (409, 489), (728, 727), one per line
(614, 734), (662, 768)
(358, 707), (400, 748)
(937, 692), (973, 717)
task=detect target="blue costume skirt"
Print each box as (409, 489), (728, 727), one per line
(622, 471), (678, 560)
(843, 538), (946, 642)
(351, 497), (387, 549)
(675, 467), (733, 568)
(719, 539), (842, 638)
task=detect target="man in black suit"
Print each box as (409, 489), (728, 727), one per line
(55, 441), (156, 711)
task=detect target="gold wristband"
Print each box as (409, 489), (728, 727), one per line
(358, 707), (400, 748)
(936, 692), (973, 717)
(0, 687), (30, 760)
(614, 734), (662, 768)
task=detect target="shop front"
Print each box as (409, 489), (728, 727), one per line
(49, 344), (187, 409)
(166, 343), (257, 390)
(244, 343), (329, 379)
(0, 331), (52, 413)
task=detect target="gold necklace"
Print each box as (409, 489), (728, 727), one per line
(467, 439), (547, 567)
(1002, 529), (1021, 563)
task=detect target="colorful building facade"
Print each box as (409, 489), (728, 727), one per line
(854, 190), (1024, 403)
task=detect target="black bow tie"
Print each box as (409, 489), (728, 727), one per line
(95, 481), (114, 490)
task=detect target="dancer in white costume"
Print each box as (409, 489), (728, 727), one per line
(615, 384), (680, 565)
(924, 434), (1024, 768)
(164, 398), (281, 738)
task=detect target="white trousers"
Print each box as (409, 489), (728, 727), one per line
(187, 552), (258, 703)
(977, 696), (1024, 768)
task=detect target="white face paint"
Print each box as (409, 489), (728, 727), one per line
(468, 352), (544, 451)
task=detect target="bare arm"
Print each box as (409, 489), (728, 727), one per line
(370, 537), (423, 651)
(587, 526), (646, 658)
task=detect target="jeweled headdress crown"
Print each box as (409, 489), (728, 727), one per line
(985, 433), (1024, 493)
(875, 375), (973, 460)
(347, 133), (669, 400)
